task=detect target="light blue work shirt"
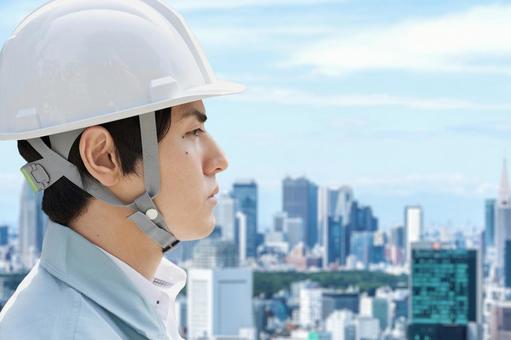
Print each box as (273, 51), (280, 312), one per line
(0, 221), (184, 339)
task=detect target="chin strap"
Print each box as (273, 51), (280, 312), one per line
(20, 112), (179, 253)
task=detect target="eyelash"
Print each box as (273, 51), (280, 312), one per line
(191, 128), (204, 137)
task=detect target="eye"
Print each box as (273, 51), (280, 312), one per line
(191, 128), (204, 137)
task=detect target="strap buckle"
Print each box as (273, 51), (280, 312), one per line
(20, 162), (51, 192)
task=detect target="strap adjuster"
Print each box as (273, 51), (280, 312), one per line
(20, 162), (51, 192)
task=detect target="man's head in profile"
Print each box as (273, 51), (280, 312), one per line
(0, 1), (244, 339)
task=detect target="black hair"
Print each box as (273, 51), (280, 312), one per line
(17, 108), (172, 226)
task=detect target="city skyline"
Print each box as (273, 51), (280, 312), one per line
(2, 1), (510, 339)
(1, 0), (511, 231)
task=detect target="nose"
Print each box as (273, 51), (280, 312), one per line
(204, 136), (229, 176)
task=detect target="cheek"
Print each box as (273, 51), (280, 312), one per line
(158, 146), (204, 209)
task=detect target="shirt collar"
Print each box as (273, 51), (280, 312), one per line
(96, 247), (187, 320)
(39, 221), (169, 340)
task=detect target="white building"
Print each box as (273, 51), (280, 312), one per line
(405, 206), (423, 265)
(286, 217), (304, 250)
(326, 310), (356, 340)
(236, 211), (247, 264)
(187, 267), (253, 339)
(355, 316), (380, 340)
(300, 287), (323, 328)
(213, 193), (236, 242)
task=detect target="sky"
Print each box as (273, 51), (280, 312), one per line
(1, 0), (511, 233)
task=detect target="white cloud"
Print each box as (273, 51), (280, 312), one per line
(287, 4), (511, 76)
(344, 173), (496, 197)
(229, 86), (511, 111)
(171, 0), (341, 11)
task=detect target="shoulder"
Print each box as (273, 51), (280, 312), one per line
(0, 263), (124, 340)
(0, 263), (71, 339)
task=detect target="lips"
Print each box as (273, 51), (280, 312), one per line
(208, 186), (219, 199)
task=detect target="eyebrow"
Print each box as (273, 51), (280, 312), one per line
(179, 109), (208, 123)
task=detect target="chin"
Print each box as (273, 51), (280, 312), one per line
(181, 218), (216, 241)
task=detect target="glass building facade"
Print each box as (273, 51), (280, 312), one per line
(409, 244), (480, 340)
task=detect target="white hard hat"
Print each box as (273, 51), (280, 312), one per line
(2, 0), (245, 253)
(0, 0), (244, 141)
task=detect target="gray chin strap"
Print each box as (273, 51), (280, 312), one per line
(20, 112), (180, 253)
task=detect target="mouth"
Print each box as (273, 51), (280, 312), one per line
(207, 186), (219, 199)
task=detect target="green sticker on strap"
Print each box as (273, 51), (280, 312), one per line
(20, 166), (40, 192)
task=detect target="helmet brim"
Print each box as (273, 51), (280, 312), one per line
(0, 80), (246, 141)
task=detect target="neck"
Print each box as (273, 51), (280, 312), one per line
(70, 199), (163, 281)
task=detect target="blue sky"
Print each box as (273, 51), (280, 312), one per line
(1, 0), (511, 233)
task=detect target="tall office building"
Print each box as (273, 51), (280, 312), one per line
(321, 186), (354, 267)
(273, 211), (287, 232)
(286, 217), (304, 250)
(332, 186), (354, 223)
(350, 231), (374, 267)
(495, 160), (511, 276)
(235, 211), (247, 263)
(191, 238), (238, 269)
(0, 225), (8, 246)
(347, 200), (378, 256)
(317, 187), (328, 248)
(405, 206), (423, 265)
(231, 180), (258, 259)
(283, 176), (318, 249)
(485, 199), (496, 248)
(324, 215), (346, 267)
(389, 225), (405, 265)
(506, 240), (511, 288)
(187, 267), (253, 339)
(409, 242), (481, 339)
(18, 182), (48, 268)
(213, 193), (235, 242)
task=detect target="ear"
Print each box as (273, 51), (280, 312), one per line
(79, 126), (122, 187)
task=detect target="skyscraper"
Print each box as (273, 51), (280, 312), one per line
(273, 211), (287, 232)
(405, 206), (423, 265)
(18, 182), (48, 268)
(485, 199), (496, 248)
(409, 242), (481, 339)
(389, 226), (405, 265)
(231, 180), (258, 259)
(350, 231), (374, 268)
(331, 186), (354, 223)
(495, 159), (511, 277)
(213, 193), (235, 242)
(321, 186), (354, 265)
(282, 176), (318, 249)
(187, 267), (253, 338)
(235, 211), (247, 263)
(286, 217), (304, 250)
(191, 238), (239, 269)
(0, 225), (8, 246)
(324, 215), (346, 267)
